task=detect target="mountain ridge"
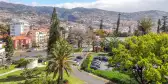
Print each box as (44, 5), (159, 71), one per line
(0, 1), (168, 27)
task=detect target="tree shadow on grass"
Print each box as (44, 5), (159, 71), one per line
(105, 81), (116, 84)
(0, 75), (25, 83)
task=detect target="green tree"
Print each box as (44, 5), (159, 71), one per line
(48, 8), (61, 54)
(67, 29), (86, 48)
(111, 33), (168, 84)
(100, 19), (103, 29)
(157, 19), (161, 33)
(116, 13), (121, 35)
(5, 36), (14, 62)
(46, 39), (73, 84)
(161, 16), (168, 32)
(95, 29), (107, 38)
(21, 68), (42, 79)
(138, 18), (153, 35)
(0, 24), (9, 40)
(15, 58), (30, 68)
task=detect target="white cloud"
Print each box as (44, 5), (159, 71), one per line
(8, 0), (167, 12)
(0, 0), (8, 2)
(54, 0), (168, 12)
(32, 2), (37, 6)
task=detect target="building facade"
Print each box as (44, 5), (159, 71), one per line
(0, 42), (6, 65)
(27, 28), (49, 48)
(12, 36), (31, 49)
(10, 19), (30, 36)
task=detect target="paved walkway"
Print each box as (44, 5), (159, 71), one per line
(72, 67), (108, 84)
(0, 68), (23, 77)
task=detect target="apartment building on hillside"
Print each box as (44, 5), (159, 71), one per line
(10, 19), (30, 36)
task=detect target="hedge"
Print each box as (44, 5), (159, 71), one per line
(80, 54), (93, 70)
(74, 48), (83, 52)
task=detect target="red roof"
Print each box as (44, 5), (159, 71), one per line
(12, 36), (31, 40)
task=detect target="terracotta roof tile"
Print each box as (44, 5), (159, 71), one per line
(12, 36), (31, 40)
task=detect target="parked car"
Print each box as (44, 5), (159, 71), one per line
(74, 59), (80, 63)
(26, 50), (31, 52)
(92, 60), (101, 65)
(102, 57), (108, 62)
(93, 57), (99, 60)
(76, 56), (83, 59)
(90, 65), (99, 70)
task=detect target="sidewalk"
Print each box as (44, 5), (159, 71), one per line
(0, 68), (23, 77)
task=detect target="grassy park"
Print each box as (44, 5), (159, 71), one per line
(0, 67), (84, 84)
(0, 65), (16, 74)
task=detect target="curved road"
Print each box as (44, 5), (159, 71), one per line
(72, 67), (107, 84)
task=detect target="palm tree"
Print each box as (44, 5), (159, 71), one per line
(46, 39), (73, 84)
(138, 18), (153, 35)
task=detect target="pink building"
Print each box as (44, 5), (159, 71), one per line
(12, 36), (31, 49)
(27, 28), (49, 47)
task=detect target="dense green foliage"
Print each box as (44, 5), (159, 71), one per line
(90, 70), (137, 84)
(14, 58), (30, 68)
(111, 33), (168, 84)
(5, 36), (14, 61)
(20, 68), (43, 79)
(46, 39), (73, 84)
(105, 37), (121, 53)
(73, 48), (83, 52)
(81, 54), (93, 71)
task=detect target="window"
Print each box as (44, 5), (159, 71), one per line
(11, 29), (15, 31)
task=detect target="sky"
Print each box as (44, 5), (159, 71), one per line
(1, 0), (168, 12)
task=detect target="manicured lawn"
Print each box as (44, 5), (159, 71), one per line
(62, 74), (84, 84)
(0, 67), (84, 84)
(0, 65), (16, 74)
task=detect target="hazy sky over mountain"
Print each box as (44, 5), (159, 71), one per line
(1, 0), (168, 12)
